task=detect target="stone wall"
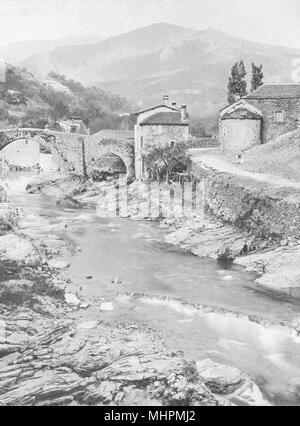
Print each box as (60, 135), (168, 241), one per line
(220, 119), (261, 154)
(248, 98), (300, 144)
(193, 164), (300, 241)
(141, 124), (189, 147)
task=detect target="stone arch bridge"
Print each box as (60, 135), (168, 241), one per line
(0, 128), (135, 180)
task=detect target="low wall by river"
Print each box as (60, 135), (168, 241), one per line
(192, 164), (300, 241)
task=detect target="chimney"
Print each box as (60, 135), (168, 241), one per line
(163, 95), (169, 106)
(181, 105), (187, 122)
(172, 102), (177, 108)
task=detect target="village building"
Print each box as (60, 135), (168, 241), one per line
(59, 118), (88, 134)
(134, 95), (189, 179)
(220, 84), (300, 154)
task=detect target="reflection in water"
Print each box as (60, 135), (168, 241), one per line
(2, 170), (300, 406)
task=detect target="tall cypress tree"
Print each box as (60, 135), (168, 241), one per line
(227, 60), (248, 104)
(251, 63), (264, 92)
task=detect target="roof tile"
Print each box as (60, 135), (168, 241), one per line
(140, 112), (188, 126)
(246, 84), (300, 99)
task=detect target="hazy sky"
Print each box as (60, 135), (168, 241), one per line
(0, 0), (299, 48)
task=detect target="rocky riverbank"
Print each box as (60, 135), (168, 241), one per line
(0, 183), (269, 406)
(26, 171), (300, 296)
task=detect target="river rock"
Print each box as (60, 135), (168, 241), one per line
(99, 302), (114, 311)
(235, 245), (300, 290)
(80, 303), (89, 310)
(48, 259), (70, 269)
(288, 377), (300, 396)
(77, 321), (98, 330)
(65, 293), (81, 307)
(196, 359), (269, 406)
(196, 359), (244, 394)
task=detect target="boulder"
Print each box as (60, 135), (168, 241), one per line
(65, 293), (81, 308)
(196, 359), (269, 406)
(99, 302), (114, 311)
(48, 259), (70, 270)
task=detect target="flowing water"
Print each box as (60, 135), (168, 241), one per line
(2, 170), (300, 406)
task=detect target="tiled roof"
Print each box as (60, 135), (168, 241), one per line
(221, 100), (262, 120)
(91, 129), (134, 139)
(137, 104), (179, 115)
(140, 112), (188, 126)
(246, 84), (300, 99)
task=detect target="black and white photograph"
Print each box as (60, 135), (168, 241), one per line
(0, 0), (299, 409)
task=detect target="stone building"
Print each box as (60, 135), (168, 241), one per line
(59, 118), (88, 134)
(220, 84), (300, 154)
(134, 95), (189, 179)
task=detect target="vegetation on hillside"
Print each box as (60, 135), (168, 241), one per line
(0, 66), (134, 133)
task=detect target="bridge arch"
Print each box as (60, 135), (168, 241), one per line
(0, 129), (136, 180)
(89, 138), (135, 181)
(0, 128), (81, 173)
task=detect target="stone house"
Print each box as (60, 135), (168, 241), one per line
(59, 118), (88, 135)
(220, 84), (300, 154)
(134, 95), (189, 179)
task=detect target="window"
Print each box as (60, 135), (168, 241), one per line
(274, 111), (284, 123)
(141, 136), (144, 148)
(170, 141), (175, 148)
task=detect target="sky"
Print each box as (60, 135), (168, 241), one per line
(0, 0), (299, 49)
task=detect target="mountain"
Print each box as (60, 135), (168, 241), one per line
(0, 65), (132, 134)
(0, 35), (104, 64)
(19, 23), (300, 122)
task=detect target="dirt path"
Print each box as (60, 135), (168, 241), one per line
(190, 148), (300, 191)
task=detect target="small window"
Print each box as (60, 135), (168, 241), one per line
(274, 111), (284, 123)
(141, 136), (144, 148)
(170, 141), (175, 148)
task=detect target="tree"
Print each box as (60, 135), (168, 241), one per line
(142, 142), (191, 183)
(251, 63), (264, 92)
(227, 60), (248, 104)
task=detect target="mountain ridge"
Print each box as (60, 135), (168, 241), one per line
(15, 22), (300, 123)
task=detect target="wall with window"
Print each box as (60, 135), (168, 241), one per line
(248, 98), (300, 143)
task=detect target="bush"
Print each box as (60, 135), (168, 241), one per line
(142, 142), (191, 183)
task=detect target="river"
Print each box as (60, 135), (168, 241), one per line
(2, 170), (300, 406)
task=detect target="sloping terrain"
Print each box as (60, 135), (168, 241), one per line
(0, 66), (132, 133)
(242, 130), (300, 181)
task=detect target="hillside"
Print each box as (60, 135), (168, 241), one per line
(19, 22), (300, 123)
(242, 130), (300, 181)
(0, 35), (104, 64)
(0, 66), (133, 133)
